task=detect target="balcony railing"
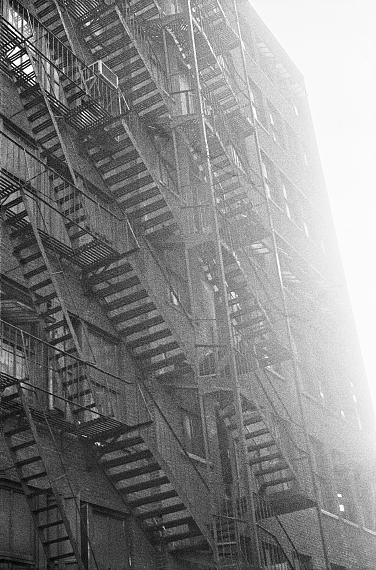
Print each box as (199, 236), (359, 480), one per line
(0, 319), (138, 422)
(2, 0), (126, 127)
(138, 381), (214, 548)
(234, 350), (313, 500)
(170, 88), (251, 183)
(0, 319), (215, 548)
(115, 2), (169, 95)
(1, 131), (139, 264)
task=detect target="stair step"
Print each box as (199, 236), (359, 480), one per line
(72, 402), (97, 415)
(50, 333), (71, 346)
(7, 210), (28, 224)
(1, 392), (20, 404)
(45, 319), (66, 333)
(134, 341), (179, 361)
(67, 388), (92, 400)
(15, 456), (42, 468)
(154, 515), (194, 530)
(99, 275), (141, 297)
(106, 290), (149, 312)
(245, 427), (269, 440)
(99, 436), (144, 454)
(243, 413), (263, 426)
(86, 263), (133, 285)
(18, 250), (40, 264)
(3, 196), (23, 209)
(254, 462), (289, 477)
(104, 449), (152, 469)
(5, 425), (29, 437)
(24, 265), (47, 279)
(249, 452), (282, 466)
(10, 440), (35, 452)
(162, 528), (201, 544)
(145, 353), (188, 373)
(39, 519), (64, 531)
(33, 503), (58, 515)
(138, 502), (186, 521)
(260, 475), (295, 489)
(122, 475), (169, 495)
(29, 278), (52, 292)
(127, 328), (171, 350)
(30, 487), (53, 498)
(111, 462), (161, 482)
(50, 552), (75, 562)
(121, 315), (164, 336)
(111, 302), (156, 325)
(39, 292), (57, 304)
(247, 440), (275, 452)
(41, 305), (61, 318)
(22, 471), (47, 483)
(129, 489), (178, 509)
(10, 226), (32, 240)
(43, 535), (69, 546)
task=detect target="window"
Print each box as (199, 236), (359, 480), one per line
(353, 468), (376, 530)
(85, 505), (131, 570)
(181, 408), (205, 458)
(310, 437), (334, 511)
(248, 77), (266, 126)
(295, 553), (313, 570)
(0, 338), (26, 380)
(332, 450), (358, 522)
(267, 101), (285, 148)
(261, 153), (282, 206)
(87, 327), (122, 417)
(6, 2), (66, 103)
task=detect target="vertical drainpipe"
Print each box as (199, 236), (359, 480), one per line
(185, 0), (263, 566)
(232, 1), (331, 568)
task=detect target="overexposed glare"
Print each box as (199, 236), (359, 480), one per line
(249, 0), (376, 403)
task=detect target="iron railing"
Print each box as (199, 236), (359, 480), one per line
(1, 131), (139, 259)
(2, 0), (125, 122)
(0, 319), (134, 421)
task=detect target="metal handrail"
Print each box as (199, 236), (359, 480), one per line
(2, 131), (122, 220)
(0, 319), (132, 387)
(1, 130), (139, 254)
(2, 3), (124, 117)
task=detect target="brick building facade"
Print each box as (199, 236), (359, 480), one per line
(0, 0), (375, 568)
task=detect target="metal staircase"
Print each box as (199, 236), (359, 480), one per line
(0, 332), (92, 570)
(1, 0), (124, 161)
(0, 148), (98, 419)
(85, 255), (192, 378)
(0, 321), (216, 567)
(219, 391), (314, 516)
(199, 240), (288, 370)
(93, 424), (210, 552)
(83, 110), (180, 239)
(0, 131), (141, 413)
(85, 378), (225, 562)
(56, 0), (169, 122)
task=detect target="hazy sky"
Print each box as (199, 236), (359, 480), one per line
(249, 0), (376, 400)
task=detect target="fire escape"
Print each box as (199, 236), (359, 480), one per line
(0, 0), (320, 568)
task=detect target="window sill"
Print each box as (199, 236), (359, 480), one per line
(321, 510), (376, 535)
(186, 451), (212, 467)
(301, 391), (361, 431)
(265, 367), (285, 381)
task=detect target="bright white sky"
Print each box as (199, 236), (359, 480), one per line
(249, 0), (376, 405)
